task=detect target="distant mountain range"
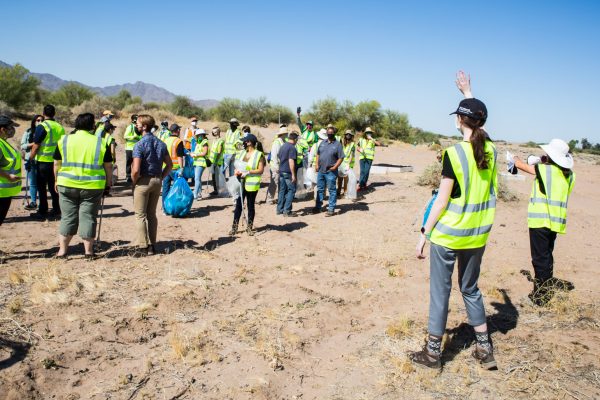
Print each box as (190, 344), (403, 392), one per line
(0, 60), (219, 109)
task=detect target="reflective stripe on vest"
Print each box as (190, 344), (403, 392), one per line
(239, 150), (263, 192)
(359, 138), (375, 160)
(224, 129), (240, 154)
(37, 120), (64, 162)
(165, 136), (182, 169)
(430, 141), (498, 249)
(0, 138), (22, 196)
(193, 138), (208, 167)
(124, 124), (141, 150)
(209, 138), (224, 165)
(343, 142), (356, 168)
(302, 129), (316, 147)
(56, 131), (106, 189)
(527, 163), (574, 234)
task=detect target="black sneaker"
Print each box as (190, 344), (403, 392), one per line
(312, 207), (321, 214)
(409, 347), (441, 370)
(24, 202), (37, 210)
(472, 345), (497, 370)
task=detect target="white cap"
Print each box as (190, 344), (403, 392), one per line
(540, 139), (573, 169)
(194, 128), (207, 136)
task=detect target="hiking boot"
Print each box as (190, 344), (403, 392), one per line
(247, 223), (255, 236)
(409, 346), (441, 370)
(229, 222), (239, 236)
(472, 344), (497, 370)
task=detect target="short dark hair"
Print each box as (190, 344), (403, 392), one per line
(242, 125), (251, 133)
(131, 114), (138, 122)
(43, 104), (56, 118)
(74, 113), (95, 131)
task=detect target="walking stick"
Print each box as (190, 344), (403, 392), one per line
(22, 171), (30, 207)
(238, 176), (248, 228)
(95, 194), (106, 252)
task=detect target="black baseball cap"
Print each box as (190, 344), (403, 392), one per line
(0, 115), (19, 127)
(169, 123), (181, 132)
(241, 133), (258, 144)
(450, 98), (488, 121)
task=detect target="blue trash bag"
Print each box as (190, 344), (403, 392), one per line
(182, 153), (194, 180)
(164, 176), (194, 217)
(422, 189), (439, 226)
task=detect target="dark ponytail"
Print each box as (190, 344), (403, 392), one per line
(460, 113), (490, 170)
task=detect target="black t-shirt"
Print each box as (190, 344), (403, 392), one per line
(441, 155), (461, 198)
(53, 132), (113, 163)
(278, 142), (298, 174)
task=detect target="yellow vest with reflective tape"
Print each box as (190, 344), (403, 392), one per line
(57, 130), (106, 190)
(238, 149), (263, 192)
(430, 140), (498, 249)
(295, 137), (308, 165)
(36, 120), (65, 162)
(192, 138), (209, 167)
(527, 164), (575, 234)
(124, 123), (141, 150)
(224, 129), (241, 155)
(209, 138), (224, 166)
(0, 138), (22, 197)
(343, 142), (356, 168)
(358, 138), (375, 160)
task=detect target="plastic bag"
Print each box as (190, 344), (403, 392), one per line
(164, 176), (194, 217)
(422, 190), (438, 226)
(182, 153), (194, 180)
(338, 162), (349, 178)
(303, 166), (314, 190)
(305, 167), (317, 184)
(234, 159), (248, 173)
(295, 167), (311, 199)
(346, 168), (358, 200)
(213, 165), (228, 196)
(226, 176), (242, 199)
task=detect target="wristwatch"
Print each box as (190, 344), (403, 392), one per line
(421, 227), (431, 240)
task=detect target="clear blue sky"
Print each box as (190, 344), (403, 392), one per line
(2, 0), (599, 143)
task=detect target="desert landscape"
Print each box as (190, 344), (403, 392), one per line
(1, 119), (599, 400)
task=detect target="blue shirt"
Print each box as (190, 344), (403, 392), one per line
(132, 133), (168, 177)
(277, 142), (297, 174)
(317, 139), (344, 173)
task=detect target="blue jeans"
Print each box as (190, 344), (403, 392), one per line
(26, 163), (38, 204)
(162, 170), (180, 207)
(193, 165), (205, 198)
(359, 158), (373, 187)
(316, 170), (338, 212)
(223, 153), (235, 177)
(277, 172), (296, 214)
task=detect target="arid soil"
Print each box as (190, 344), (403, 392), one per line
(1, 121), (599, 399)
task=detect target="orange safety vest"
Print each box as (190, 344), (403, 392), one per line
(165, 136), (183, 169)
(183, 128), (194, 150)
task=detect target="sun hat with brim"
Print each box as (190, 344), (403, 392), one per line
(194, 129), (207, 136)
(540, 139), (574, 169)
(317, 129), (328, 140)
(102, 110), (114, 116)
(364, 127), (374, 134)
(229, 118), (239, 124)
(345, 129), (354, 135)
(0, 115), (19, 127)
(278, 127), (289, 135)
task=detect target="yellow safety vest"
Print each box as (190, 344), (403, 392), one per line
(36, 120), (65, 162)
(0, 138), (22, 197)
(224, 129), (241, 155)
(165, 136), (183, 170)
(343, 141), (356, 168)
(430, 140), (498, 250)
(209, 138), (224, 166)
(124, 123), (141, 150)
(527, 164), (575, 234)
(302, 128), (317, 147)
(192, 138), (209, 167)
(56, 130), (107, 190)
(295, 137), (309, 165)
(238, 149), (263, 192)
(358, 138), (375, 160)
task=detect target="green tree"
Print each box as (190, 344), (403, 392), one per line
(169, 96), (205, 119)
(349, 100), (382, 131)
(49, 83), (95, 108)
(0, 63), (40, 110)
(241, 97), (270, 125)
(210, 97), (243, 121)
(311, 97), (341, 125)
(568, 139), (579, 152)
(108, 89), (141, 110)
(376, 109), (410, 140)
(581, 138), (591, 150)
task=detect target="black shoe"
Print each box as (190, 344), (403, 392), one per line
(229, 222), (239, 236)
(312, 207), (321, 214)
(246, 223), (255, 236)
(147, 245), (155, 256)
(409, 346), (442, 370)
(209, 191), (218, 196)
(24, 202), (37, 210)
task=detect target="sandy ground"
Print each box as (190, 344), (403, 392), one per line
(1, 121), (599, 399)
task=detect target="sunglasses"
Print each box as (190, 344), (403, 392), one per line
(35, 119), (42, 122)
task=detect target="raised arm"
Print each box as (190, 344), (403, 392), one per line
(455, 70), (473, 99)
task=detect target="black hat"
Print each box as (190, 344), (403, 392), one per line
(241, 133), (258, 144)
(0, 115), (19, 127)
(169, 123), (181, 132)
(450, 98), (487, 121)
(161, 120), (168, 127)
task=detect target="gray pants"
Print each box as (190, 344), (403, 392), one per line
(428, 243), (487, 337)
(267, 169), (279, 201)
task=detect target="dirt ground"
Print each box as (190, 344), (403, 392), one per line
(1, 121), (599, 399)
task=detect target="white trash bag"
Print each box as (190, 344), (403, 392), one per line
(338, 162), (349, 178)
(226, 176), (241, 199)
(346, 168), (358, 200)
(295, 167), (311, 199)
(305, 166), (317, 184)
(213, 165), (228, 197)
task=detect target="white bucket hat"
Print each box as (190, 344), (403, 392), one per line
(317, 128), (327, 140)
(194, 128), (207, 136)
(540, 139), (573, 169)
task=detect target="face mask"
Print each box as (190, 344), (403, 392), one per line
(242, 141), (249, 149)
(151, 127), (156, 133)
(455, 116), (462, 134)
(345, 134), (352, 140)
(191, 121), (197, 126)
(134, 126), (141, 134)
(327, 133), (335, 140)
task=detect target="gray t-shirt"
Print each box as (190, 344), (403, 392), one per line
(317, 139), (344, 173)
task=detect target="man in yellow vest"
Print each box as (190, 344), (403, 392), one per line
(513, 139), (576, 306)
(267, 126), (288, 204)
(223, 118), (241, 177)
(357, 127), (381, 191)
(123, 114), (140, 183)
(53, 113), (113, 258)
(162, 124), (185, 208)
(296, 107), (317, 149)
(157, 120), (171, 142)
(30, 105), (65, 219)
(191, 129), (209, 200)
(208, 127), (225, 195)
(0, 115), (22, 225)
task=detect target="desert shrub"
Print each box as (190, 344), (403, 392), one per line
(497, 177), (519, 202)
(0, 100), (15, 116)
(265, 104), (294, 125)
(520, 141), (538, 148)
(429, 143), (443, 152)
(108, 90), (141, 110)
(122, 103), (145, 115)
(169, 96), (205, 119)
(143, 102), (164, 110)
(47, 83), (95, 108)
(348, 100), (383, 131)
(0, 63), (40, 111)
(55, 105), (75, 127)
(209, 97), (242, 121)
(417, 162), (442, 188)
(72, 96), (118, 120)
(377, 109), (411, 140)
(409, 127), (441, 144)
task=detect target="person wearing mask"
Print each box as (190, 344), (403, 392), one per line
(512, 140), (575, 306)
(162, 124), (185, 207)
(182, 116), (198, 151)
(30, 104), (65, 219)
(208, 127), (224, 195)
(21, 115), (42, 210)
(412, 72), (498, 371)
(337, 129), (356, 198)
(53, 113), (113, 259)
(314, 124), (344, 216)
(296, 107), (317, 149)
(267, 126), (288, 204)
(0, 116), (22, 225)
(158, 120), (171, 142)
(223, 118), (241, 177)
(191, 129), (209, 200)
(357, 127), (381, 191)
(95, 110), (114, 136)
(308, 129), (328, 169)
(123, 114), (140, 183)
(229, 133), (265, 236)
(277, 131), (298, 216)
(131, 115), (172, 255)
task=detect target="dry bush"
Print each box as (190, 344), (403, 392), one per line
(497, 177), (519, 202)
(429, 143), (443, 152)
(169, 328), (221, 364)
(417, 162), (442, 188)
(386, 317), (416, 339)
(72, 96), (117, 119)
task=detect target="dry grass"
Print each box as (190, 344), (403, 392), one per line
(417, 162), (442, 188)
(386, 317), (416, 340)
(169, 328), (221, 364)
(497, 177), (519, 202)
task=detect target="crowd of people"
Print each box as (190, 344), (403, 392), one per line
(0, 71), (578, 371)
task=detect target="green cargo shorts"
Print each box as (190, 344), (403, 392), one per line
(58, 186), (104, 239)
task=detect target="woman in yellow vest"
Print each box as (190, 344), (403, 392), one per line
(53, 113), (113, 259)
(230, 132), (265, 236)
(208, 127), (225, 195)
(0, 116), (22, 225)
(513, 139), (575, 306)
(412, 73), (498, 370)
(337, 129), (356, 198)
(191, 129), (209, 200)
(357, 127), (381, 191)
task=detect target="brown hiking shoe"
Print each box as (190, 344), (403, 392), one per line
(472, 345), (497, 370)
(409, 347), (441, 370)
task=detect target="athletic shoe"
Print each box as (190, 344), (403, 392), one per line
(24, 202), (37, 210)
(472, 345), (497, 370)
(409, 347), (441, 370)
